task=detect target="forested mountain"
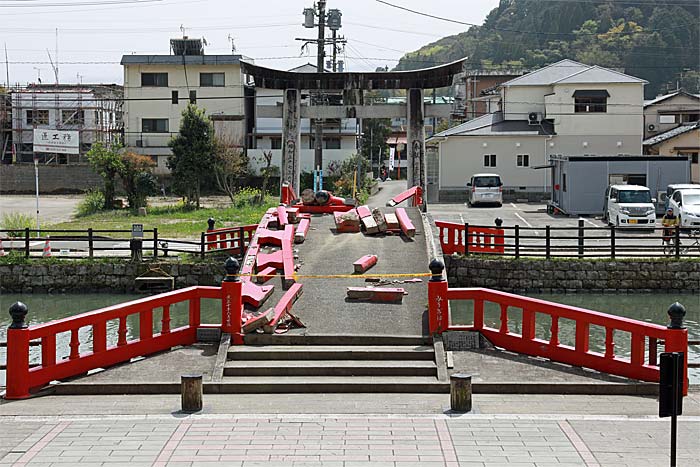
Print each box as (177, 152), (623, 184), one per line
(394, 0), (699, 98)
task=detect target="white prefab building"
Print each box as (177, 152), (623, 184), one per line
(121, 38), (248, 174)
(248, 65), (359, 176)
(428, 59), (647, 201)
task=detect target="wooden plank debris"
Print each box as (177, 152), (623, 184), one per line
(334, 210), (361, 233)
(263, 283), (304, 333)
(294, 218), (310, 244)
(346, 287), (405, 303)
(372, 208), (388, 232)
(384, 212), (400, 231)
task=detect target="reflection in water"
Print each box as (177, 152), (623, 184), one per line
(450, 293), (700, 383)
(0, 294), (222, 387)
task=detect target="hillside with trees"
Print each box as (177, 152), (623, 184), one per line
(394, 0), (699, 98)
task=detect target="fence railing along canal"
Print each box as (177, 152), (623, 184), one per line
(0, 224), (257, 259)
(436, 220), (700, 258)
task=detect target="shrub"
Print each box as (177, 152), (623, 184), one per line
(76, 189), (106, 217)
(232, 187), (263, 208)
(1, 212), (35, 236)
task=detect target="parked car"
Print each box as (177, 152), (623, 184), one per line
(664, 183), (700, 210)
(603, 185), (656, 228)
(467, 173), (503, 207)
(668, 189), (700, 229)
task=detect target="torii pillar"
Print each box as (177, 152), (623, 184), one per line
(282, 89), (301, 194)
(407, 88), (426, 208)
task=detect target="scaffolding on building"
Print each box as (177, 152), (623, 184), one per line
(9, 83), (123, 165)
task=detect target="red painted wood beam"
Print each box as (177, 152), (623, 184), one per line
(395, 208), (416, 238)
(353, 255), (378, 273)
(263, 283), (304, 334)
(241, 281), (274, 308)
(294, 218), (310, 244)
(255, 266), (278, 284)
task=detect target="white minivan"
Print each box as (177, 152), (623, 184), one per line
(467, 173), (503, 207)
(603, 185), (656, 228)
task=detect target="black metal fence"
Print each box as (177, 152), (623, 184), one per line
(438, 220), (700, 259)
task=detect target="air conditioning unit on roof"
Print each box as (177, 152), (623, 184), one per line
(528, 112), (542, 126)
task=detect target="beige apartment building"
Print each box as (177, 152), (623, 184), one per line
(121, 38), (248, 174)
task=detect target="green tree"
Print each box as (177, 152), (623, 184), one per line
(120, 152), (156, 209)
(86, 142), (124, 210)
(168, 104), (215, 208)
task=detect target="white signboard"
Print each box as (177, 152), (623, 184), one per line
(389, 147), (395, 170)
(33, 129), (80, 154)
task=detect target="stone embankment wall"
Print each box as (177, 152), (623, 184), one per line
(444, 255), (700, 294)
(0, 261), (223, 294)
(0, 164), (104, 194)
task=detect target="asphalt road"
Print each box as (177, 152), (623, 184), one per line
(0, 195), (82, 225)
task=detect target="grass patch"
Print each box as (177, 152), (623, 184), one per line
(47, 195), (277, 239)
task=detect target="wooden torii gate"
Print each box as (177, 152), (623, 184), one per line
(241, 59), (467, 201)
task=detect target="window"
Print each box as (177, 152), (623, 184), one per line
(618, 190), (652, 204)
(141, 72), (168, 87)
(682, 113), (699, 123)
(200, 72), (225, 87)
(26, 109), (49, 125)
(142, 118), (169, 133)
(659, 115), (677, 124)
(172, 90), (179, 104)
(325, 137), (341, 149)
(271, 137), (282, 150)
(516, 154), (530, 167)
(573, 90), (609, 113)
(189, 90), (197, 104)
(483, 154), (496, 167)
(61, 109), (84, 125)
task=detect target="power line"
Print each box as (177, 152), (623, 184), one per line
(0, 0), (165, 7)
(375, 0), (697, 36)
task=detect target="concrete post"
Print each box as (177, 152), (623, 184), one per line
(282, 88), (302, 195)
(407, 88), (426, 201)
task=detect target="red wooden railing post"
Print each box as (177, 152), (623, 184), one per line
(665, 302), (689, 395)
(5, 302), (31, 400)
(428, 260), (449, 335)
(221, 257), (243, 345)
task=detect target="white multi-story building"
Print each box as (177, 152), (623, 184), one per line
(10, 84), (122, 164)
(429, 59), (647, 201)
(247, 64), (359, 176)
(121, 38), (248, 174)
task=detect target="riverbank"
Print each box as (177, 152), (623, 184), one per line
(445, 255), (700, 294)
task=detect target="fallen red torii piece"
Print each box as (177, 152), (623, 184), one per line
(386, 186), (423, 208)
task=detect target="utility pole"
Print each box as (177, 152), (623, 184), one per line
(300, 2), (344, 189)
(314, 0), (326, 175)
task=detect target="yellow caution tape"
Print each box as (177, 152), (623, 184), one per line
(234, 272), (433, 280)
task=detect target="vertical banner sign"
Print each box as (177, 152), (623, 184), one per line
(33, 130), (80, 154)
(389, 147), (395, 170)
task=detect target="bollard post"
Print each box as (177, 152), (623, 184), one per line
(181, 374), (203, 412)
(221, 257), (243, 345)
(207, 218), (216, 251)
(464, 223), (470, 256)
(665, 302), (689, 396)
(450, 373), (472, 412)
(5, 302), (31, 399)
(428, 259), (448, 335)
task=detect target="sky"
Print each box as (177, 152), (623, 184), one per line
(0, 0), (499, 86)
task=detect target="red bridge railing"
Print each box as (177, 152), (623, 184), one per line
(435, 221), (505, 255)
(427, 261), (689, 394)
(4, 259), (246, 400)
(205, 224), (257, 253)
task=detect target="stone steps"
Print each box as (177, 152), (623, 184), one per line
(223, 360), (438, 377)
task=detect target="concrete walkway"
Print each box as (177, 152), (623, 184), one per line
(0, 394), (698, 467)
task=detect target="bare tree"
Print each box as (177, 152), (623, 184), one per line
(212, 135), (248, 203)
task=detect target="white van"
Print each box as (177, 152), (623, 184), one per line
(603, 185), (656, 228)
(467, 173), (503, 207)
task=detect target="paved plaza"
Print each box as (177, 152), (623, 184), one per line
(0, 393), (698, 466)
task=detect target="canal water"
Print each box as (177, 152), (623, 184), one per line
(1, 293), (699, 387)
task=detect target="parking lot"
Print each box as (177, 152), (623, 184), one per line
(428, 201), (696, 257)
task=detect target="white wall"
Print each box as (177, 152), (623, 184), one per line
(438, 135), (548, 190)
(503, 86), (549, 121)
(123, 62), (245, 152)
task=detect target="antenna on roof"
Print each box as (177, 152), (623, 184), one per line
(202, 37), (209, 47)
(227, 34), (236, 54)
(180, 24), (187, 37)
(46, 49), (59, 85)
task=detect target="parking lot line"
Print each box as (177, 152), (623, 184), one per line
(515, 212), (539, 236)
(579, 218), (599, 228)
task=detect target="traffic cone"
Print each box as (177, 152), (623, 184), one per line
(42, 235), (52, 258)
(0, 238), (6, 256)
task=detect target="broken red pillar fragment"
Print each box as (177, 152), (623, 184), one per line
(395, 208), (416, 237)
(353, 254), (378, 273)
(263, 283), (304, 333)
